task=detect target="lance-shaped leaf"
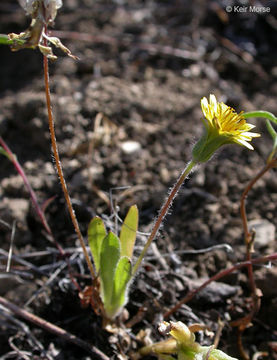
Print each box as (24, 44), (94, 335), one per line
(0, 146), (9, 158)
(99, 232), (120, 309)
(0, 34), (24, 46)
(119, 205), (138, 259)
(88, 217), (106, 273)
(106, 256), (132, 318)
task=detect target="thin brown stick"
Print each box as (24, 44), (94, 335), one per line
(42, 30), (96, 281)
(0, 296), (109, 360)
(6, 220), (16, 272)
(213, 318), (224, 349)
(240, 158), (277, 295)
(236, 157), (277, 359)
(237, 328), (250, 360)
(163, 252), (277, 318)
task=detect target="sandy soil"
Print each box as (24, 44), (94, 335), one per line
(0, 0), (277, 359)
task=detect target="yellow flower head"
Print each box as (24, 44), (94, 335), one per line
(201, 94), (260, 150)
(192, 94), (260, 163)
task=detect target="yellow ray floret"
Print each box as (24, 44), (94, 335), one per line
(201, 94), (260, 150)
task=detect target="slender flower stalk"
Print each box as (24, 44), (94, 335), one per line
(43, 30), (96, 281)
(132, 161), (196, 275)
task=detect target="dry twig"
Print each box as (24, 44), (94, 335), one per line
(0, 296), (109, 360)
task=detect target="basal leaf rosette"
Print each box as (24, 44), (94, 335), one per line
(192, 94), (260, 163)
(88, 205), (138, 320)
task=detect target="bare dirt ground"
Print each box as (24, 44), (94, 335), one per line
(0, 0), (277, 359)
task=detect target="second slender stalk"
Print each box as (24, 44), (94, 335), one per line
(132, 160), (196, 275)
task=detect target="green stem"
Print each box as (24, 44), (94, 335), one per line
(244, 111), (277, 124)
(132, 160), (197, 276)
(265, 120), (277, 162)
(244, 111), (277, 161)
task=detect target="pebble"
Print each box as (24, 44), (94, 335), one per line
(0, 274), (24, 296)
(248, 219), (275, 249)
(120, 140), (141, 154)
(256, 267), (277, 298)
(191, 280), (239, 305)
(3, 198), (29, 223)
(1, 175), (24, 196)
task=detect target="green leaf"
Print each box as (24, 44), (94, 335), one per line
(0, 34), (25, 46)
(99, 232), (120, 309)
(110, 256), (132, 315)
(119, 205), (138, 259)
(0, 147), (9, 158)
(0, 34), (11, 45)
(88, 217), (107, 273)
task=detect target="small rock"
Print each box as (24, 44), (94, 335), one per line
(191, 168), (205, 187)
(5, 282), (37, 305)
(0, 274), (24, 296)
(3, 198), (29, 223)
(120, 140), (141, 155)
(190, 279), (239, 305)
(206, 203), (220, 214)
(1, 175), (24, 196)
(256, 266), (277, 298)
(44, 162), (55, 175)
(249, 219), (275, 249)
(160, 166), (170, 183)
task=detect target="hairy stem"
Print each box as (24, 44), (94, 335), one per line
(43, 30), (96, 281)
(132, 160), (196, 275)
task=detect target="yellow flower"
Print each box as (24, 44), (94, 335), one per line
(201, 94), (260, 149)
(192, 94), (260, 163)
